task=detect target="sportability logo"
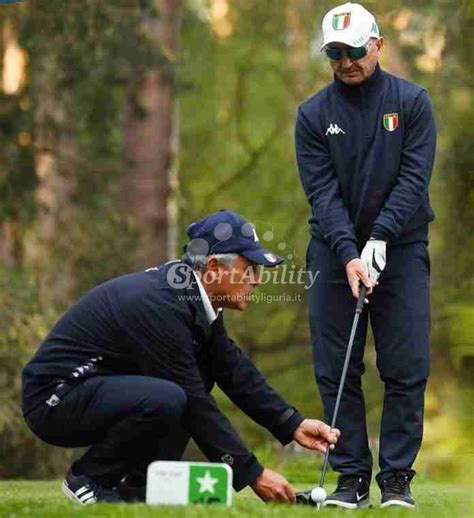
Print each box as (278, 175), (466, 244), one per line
(333, 12), (351, 30)
(383, 113), (399, 132)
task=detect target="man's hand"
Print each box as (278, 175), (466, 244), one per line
(250, 468), (296, 503)
(293, 419), (341, 454)
(345, 258), (374, 299)
(360, 239), (386, 283)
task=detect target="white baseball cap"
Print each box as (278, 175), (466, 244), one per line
(320, 2), (380, 51)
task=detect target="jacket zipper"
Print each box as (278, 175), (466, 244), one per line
(360, 85), (370, 137)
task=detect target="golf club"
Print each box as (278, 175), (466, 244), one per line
(296, 283), (368, 508)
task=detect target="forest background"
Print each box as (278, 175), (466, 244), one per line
(0, 0), (472, 483)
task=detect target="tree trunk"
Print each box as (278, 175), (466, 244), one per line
(286, 0), (314, 100)
(1, 21), (26, 269)
(33, 54), (78, 307)
(121, 0), (181, 268)
(0, 221), (23, 267)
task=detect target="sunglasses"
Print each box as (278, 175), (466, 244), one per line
(325, 41), (374, 61)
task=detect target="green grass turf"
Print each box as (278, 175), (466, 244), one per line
(0, 479), (472, 517)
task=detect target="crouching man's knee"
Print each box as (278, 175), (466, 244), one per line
(139, 380), (188, 422)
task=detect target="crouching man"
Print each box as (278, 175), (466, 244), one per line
(22, 210), (340, 505)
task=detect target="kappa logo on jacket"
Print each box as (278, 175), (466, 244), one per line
(325, 123), (346, 136)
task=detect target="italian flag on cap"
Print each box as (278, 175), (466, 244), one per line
(333, 12), (351, 30)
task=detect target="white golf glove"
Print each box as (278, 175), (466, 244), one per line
(361, 239), (386, 282)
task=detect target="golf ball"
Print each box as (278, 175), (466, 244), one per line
(311, 487), (327, 503)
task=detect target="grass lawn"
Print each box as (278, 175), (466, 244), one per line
(1, 477), (472, 517)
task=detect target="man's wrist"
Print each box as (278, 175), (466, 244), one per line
(249, 467), (265, 489)
(270, 409), (305, 445)
(245, 461), (265, 491)
(344, 256), (360, 266)
(370, 227), (390, 242)
(369, 236), (387, 243)
(230, 454), (265, 491)
(284, 411), (305, 443)
(339, 246), (360, 267)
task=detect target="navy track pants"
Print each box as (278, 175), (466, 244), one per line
(306, 238), (431, 485)
(25, 375), (190, 487)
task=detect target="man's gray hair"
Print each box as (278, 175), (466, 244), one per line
(182, 252), (239, 271)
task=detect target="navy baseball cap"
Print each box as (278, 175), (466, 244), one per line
(184, 210), (284, 267)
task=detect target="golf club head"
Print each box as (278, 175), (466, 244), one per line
(295, 490), (319, 506)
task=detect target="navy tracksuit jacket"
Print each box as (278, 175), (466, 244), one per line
(22, 262), (304, 490)
(295, 64), (436, 484)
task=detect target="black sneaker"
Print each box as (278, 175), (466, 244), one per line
(380, 472), (415, 508)
(62, 466), (124, 505)
(117, 476), (146, 503)
(324, 475), (371, 509)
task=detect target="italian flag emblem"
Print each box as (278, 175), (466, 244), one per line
(332, 12), (351, 30)
(383, 113), (399, 132)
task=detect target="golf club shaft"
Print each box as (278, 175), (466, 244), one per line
(318, 284), (367, 488)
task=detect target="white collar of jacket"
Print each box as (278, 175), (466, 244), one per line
(192, 272), (222, 324)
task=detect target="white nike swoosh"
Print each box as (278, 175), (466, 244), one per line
(356, 492), (369, 502)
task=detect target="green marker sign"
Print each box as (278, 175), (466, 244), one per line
(146, 461), (233, 506)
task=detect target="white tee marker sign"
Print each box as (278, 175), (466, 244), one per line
(146, 461), (233, 506)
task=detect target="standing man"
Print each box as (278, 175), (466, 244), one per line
(295, 2), (436, 509)
(22, 210), (339, 505)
